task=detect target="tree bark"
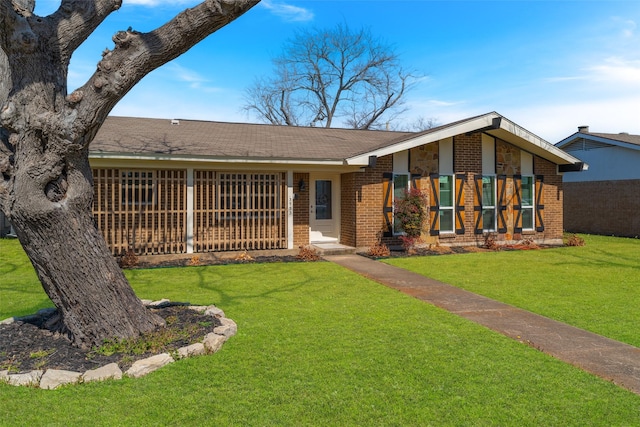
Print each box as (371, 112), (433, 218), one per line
(0, 0), (260, 348)
(8, 138), (165, 348)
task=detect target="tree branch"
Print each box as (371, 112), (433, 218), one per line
(68, 0), (260, 140)
(48, 0), (122, 60)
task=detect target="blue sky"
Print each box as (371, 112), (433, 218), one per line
(34, 0), (640, 142)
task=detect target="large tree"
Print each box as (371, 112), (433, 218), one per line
(243, 23), (419, 130)
(0, 0), (260, 349)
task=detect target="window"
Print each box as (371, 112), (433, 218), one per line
(121, 171), (154, 206)
(521, 176), (534, 230)
(482, 175), (496, 231)
(439, 175), (454, 233)
(315, 180), (332, 220)
(393, 174), (409, 234)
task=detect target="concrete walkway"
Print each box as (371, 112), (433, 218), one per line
(324, 254), (640, 396)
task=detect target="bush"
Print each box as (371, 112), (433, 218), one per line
(296, 246), (321, 261)
(394, 187), (427, 239)
(566, 234), (586, 247)
(367, 242), (390, 258)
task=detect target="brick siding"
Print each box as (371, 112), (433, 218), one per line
(293, 172), (309, 247)
(564, 180), (640, 237)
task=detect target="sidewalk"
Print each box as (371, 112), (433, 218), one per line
(324, 254), (640, 396)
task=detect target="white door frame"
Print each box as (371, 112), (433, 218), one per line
(309, 173), (340, 243)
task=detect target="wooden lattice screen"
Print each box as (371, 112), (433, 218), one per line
(193, 171), (287, 252)
(93, 169), (187, 255)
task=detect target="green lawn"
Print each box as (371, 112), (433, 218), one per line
(384, 234), (640, 348)
(1, 237), (640, 426)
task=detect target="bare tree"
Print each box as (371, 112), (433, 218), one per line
(243, 23), (419, 130)
(0, 0), (260, 348)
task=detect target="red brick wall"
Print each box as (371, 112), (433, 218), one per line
(534, 156), (563, 243)
(293, 172), (309, 247)
(564, 180), (640, 237)
(340, 172), (357, 247)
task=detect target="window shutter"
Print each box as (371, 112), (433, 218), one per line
(513, 175), (522, 233)
(411, 174), (422, 190)
(473, 174), (483, 234)
(497, 175), (508, 233)
(455, 173), (466, 235)
(535, 175), (545, 232)
(382, 172), (394, 237)
(429, 174), (440, 236)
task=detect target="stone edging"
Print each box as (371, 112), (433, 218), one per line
(0, 299), (236, 389)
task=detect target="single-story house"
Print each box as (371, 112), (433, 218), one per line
(79, 111), (584, 256)
(556, 126), (640, 237)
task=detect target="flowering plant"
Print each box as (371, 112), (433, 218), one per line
(394, 187), (427, 239)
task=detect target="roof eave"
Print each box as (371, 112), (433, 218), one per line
(486, 117), (582, 165)
(346, 113), (502, 165)
(89, 151), (347, 166)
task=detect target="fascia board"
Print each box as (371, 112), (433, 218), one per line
(89, 151), (346, 166)
(557, 134), (640, 151)
(345, 113), (500, 165)
(490, 117), (583, 165)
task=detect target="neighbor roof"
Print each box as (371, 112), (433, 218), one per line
(557, 130), (640, 151)
(90, 113), (582, 167)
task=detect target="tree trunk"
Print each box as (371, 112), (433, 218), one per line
(0, 0), (260, 349)
(9, 138), (164, 349)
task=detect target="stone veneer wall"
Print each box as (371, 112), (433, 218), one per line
(496, 139), (521, 175)
(293, 172), (309, 247)
(410, 143), (439, 176)
(564, 180), (640, 237)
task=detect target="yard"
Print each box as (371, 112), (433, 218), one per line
(1, 236), (639, 425)
(385, 234), (640, 348)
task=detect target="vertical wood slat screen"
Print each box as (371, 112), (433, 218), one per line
(93, 169), (187, 255)
(193, 171), (287, 252)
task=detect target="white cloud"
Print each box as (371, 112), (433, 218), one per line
(612, 16), (637, 39)
(587, 57), (640, 85)
(260, 0), (314, 22)
(164, 63), (222, 93)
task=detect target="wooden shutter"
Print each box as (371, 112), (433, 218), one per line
(535, 175), (545, 232)
(473, 174), (483, 234)
(513, 175), (523, 233)
(429, 174), (440, 236)
(411, 174), (422, 190)
(496, 175), (508, 233)
(455, 173), (466, 235)
(382, 172), (394, 237)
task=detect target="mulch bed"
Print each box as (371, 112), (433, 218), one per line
(0, 305), (217, 374)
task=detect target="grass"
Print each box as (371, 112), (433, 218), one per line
(384, 234), (640, 347)
(1, 237), (640, 425)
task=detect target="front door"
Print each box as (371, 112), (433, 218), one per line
(309, 174), (340, 242)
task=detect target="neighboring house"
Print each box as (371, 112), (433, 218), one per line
(80, 111), (584, 256)
(557, 126), (640, 237)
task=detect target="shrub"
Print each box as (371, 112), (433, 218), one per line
(119, 248), (139, 268)
(367, 242), (391, 258)
(566, 234), (586, 247)
(483, 233), (500, 251)
(296, 246), (321, 261)
(394, 187), (427, 239)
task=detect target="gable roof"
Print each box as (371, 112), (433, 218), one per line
(90, 112), (582, 167)
(557, 130), (640, 152)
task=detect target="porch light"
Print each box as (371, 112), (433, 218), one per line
(298, 179), (306, 192)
